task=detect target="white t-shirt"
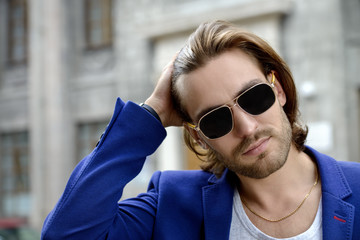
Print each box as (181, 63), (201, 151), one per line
(229, 188), (323, 240)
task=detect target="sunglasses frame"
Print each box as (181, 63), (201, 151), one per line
(187, 72), (276, 140)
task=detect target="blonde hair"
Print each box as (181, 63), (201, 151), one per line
(171, 20), (307, 177)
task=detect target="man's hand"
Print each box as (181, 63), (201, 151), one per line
(144, 55), (183, 128)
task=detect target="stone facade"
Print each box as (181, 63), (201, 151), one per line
(0, 0), (359, 230)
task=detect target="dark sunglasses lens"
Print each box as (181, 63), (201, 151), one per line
(238, 84), (275, 115)
(199, 107), (233, 139)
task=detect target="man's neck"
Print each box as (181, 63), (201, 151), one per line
(236, 144), (318, 215)
(234, 145), (322, 238)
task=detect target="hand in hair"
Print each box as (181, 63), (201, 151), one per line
(145, 53), (183, 128)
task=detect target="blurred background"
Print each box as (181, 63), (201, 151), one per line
(0, 0), (359, 233)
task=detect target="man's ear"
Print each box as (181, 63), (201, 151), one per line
(183, 123), (209, 150)
(270, 71), (287, 107)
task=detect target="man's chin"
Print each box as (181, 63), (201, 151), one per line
(230, 153), (286, 179)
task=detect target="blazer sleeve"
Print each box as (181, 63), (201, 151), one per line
(41, 98), (167, 240)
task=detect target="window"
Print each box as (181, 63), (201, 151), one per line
(84, 0), (113, 49)
(7, 0), (28, 65)
(77, 122), (108, 161)
(0, 132), (30, 217)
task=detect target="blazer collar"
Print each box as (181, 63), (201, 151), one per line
(202, 168), (235, 240)
(305, 146), (355, 239)
(306, 147), (352, 198)
(202, 147), (355, 240)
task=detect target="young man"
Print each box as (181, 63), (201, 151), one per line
(42, 20), (360, 239)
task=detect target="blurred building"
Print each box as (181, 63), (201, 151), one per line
(0, 0), (359, 230)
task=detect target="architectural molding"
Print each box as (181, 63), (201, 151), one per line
(139, 0), (293, 39)
(80, 48), (115, 74)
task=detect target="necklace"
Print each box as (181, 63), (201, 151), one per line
(240, 172), (319, 223)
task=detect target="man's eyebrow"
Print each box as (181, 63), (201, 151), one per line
(232, 79), (263, 99)
(194, 78), (263, 122)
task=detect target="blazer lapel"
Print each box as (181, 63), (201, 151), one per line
(306, 147), (355, 240)
(322, 192), (355, 240)
(202, 169), (234, 240)
(201, 147), (356, 240)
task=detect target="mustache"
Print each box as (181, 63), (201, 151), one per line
(232, 129), (273, 156)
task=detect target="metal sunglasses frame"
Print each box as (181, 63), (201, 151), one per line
(186, 72), (276, 139)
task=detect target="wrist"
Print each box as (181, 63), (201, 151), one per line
(140, 103), (162, 125)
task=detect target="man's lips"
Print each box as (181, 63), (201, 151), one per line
(243, 137), (271, 156)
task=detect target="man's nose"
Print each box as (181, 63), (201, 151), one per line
(231, 105), (258, 138)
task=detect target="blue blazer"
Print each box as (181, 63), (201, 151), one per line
(42, 98), (360, 239)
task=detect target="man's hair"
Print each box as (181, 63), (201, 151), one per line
(171, 20), (308, 177)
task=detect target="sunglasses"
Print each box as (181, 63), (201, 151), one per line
(187, 75), (276, 139)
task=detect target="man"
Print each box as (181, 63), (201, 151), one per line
(41, 20), (360, 239)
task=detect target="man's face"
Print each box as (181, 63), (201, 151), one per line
(178, 49), (292, 179)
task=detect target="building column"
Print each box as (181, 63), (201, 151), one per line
(29, 0), (73, 229)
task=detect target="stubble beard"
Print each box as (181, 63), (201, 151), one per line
(215, 110), (292, 179)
